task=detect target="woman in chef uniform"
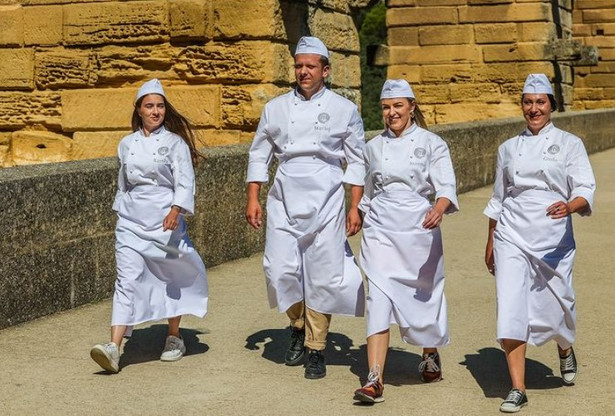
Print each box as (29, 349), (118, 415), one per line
(90, 79), (208, 373)
(353, 79), (458, 404)
(484, 74), (595, 413)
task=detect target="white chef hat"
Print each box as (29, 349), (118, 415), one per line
(522, 73), (553, 95)
(380, 79), (415, 100)
(135, 78), (166, 102)
(295, 36), (329, 59)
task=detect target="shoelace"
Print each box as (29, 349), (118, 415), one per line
(504, 389), (524, 404)
(418, 354), (440, 373)
(560, 352), (576, 372)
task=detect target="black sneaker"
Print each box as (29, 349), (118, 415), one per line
(304, 349), (326, 379)
(559, 346), (578, 385)
(284, 328), (305, 366)
(500, 388), (528, 413)
(418, 352), (442, 383)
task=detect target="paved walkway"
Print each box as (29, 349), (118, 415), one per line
(1, 148), (614, 416)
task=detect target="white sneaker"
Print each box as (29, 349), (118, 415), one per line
(90, 342), (120, 373)
(160, 335), (186, 362)
(559, 347), (578, 385)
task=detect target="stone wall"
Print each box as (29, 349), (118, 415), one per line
(573, 1), (615, 110)
(0, 0), (372, 167)
(378, 0), (601, 125)
(1, 109), (613, 329)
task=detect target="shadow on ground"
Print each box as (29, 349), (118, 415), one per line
(460, 347), (564, 398)
(106, 324), (209, 371)
(245, 328), (424, 387)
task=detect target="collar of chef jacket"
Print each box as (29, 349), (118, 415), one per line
(522, 121), (554, 137)
(385, 121), (418, 139)
(139, 125), (167, 137)
(293, 85), (327, 102)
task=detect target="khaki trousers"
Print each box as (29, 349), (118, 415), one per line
(287, 301), (331, 351)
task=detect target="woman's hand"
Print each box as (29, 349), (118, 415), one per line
(422, 207), (443, 229)
(246, 199), (263, 230)
(346, 207), (363, 236)
(163, 206), (181, 231)
(546, 201), (570, 219)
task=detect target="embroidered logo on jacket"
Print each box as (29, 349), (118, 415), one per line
(414, 147), (427, 158)
(318, 113), (330, 123)
(547, 144), (560, 154)
(158, 146), (170, 156)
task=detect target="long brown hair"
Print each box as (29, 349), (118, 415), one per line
(411, 99), (428, 129)
(132, 95), (203, 166)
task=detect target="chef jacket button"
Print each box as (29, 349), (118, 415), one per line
(291, 121), (295, 124)
(385, 158), (389, 161)
(518, 153), (522, 156)
(131, 152), (134, 155)
(515, 170), (519, 174)
(312, 155), (316, 159)
(410, 156), (413, 159)
(153, 153), (156, 155)
(410, 175), (414, 178)
(313, 142), (316, 145)
(130, 170), (133, 173)
(290, 141), (294, 144)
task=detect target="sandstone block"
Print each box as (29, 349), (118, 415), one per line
(23, 6), (63, 45)
(175, 41), (292, 84)
(0, 92), (61, 128)
(580, 73), (615, 87)
(434, 102), (520, 124)
(169, 0), (213, 41)
(421, 64), (474, 83)
(387, 6), (458, 27)
(21, 0), (108, 4)
(0, 132), (11, 167)
(386, 0), (417, 6)
(222, 84), (288, 129)
(483, 42), (549, 62)
(590, 61), (615, 73)
(94, 44), (178, 86)
(239, 131), (254, 143)
(63, 1), (169, 46)
(71, 131), (129, 160)
(388, 27), (419, 46)
(62, 85), (220, 131)
(584, 36), (615, 48)
(329, 52), (361, 88)
(576, 1), (615, 9)
(0, 5), (23, 46)
(459, 3), (550, 23)
(468, 0), (513, 4)
(412, 84), (450, 104)
(518, 22), (556, 42)
(310, 9), (360, 53)
(0, 49), (34, 90)
(35, 48), (95, 89)
(583, 9), (615, 23)
(417, 0), (465, 5)
(574, 87), (604, 100)
(307, 0), (350, 13)
(592, 23), (615, 35)
(584, 99), (615, 109)
(419, 25), (473, 45)
(214, 0), (286, 40)
(389, 45), (481, 65)
(11, 130), (72, 166)
(387, 65), (421, 83)
(449, 83), (502, 103)
(474, 23), (517, 44)
(596, 48), (615, 60)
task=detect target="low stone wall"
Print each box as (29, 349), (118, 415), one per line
(1, 108), (613, 329)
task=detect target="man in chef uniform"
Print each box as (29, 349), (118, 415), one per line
(245, 36), (366, 379)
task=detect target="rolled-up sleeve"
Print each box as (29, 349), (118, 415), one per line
(112, 142), (126, 212)
(246, 108), (274, 183)
(566, 137), (596, 216)
(171, 141), (196, 215)
(341, 108), (366, 186)
(357, 146), (372, 214)
(483, 147), (506, 221)
(430, 137), (459, 214)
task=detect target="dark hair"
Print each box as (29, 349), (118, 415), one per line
(132, 94), (203, 166)
(319, 55), (330, 68)
(410, 99), (428, 129)
(521, 93), (557, 113)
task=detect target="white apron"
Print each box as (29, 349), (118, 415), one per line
(112, 180), (208, 326)
(360, 190), (448, 347)
(494, 188), (576, 348)
(263, 156), (365, 316)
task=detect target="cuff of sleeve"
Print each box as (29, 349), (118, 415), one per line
(358, 194), (370, 215)
(570, 190), (594, 216)
(246, 162), (269, 184)
(342, 166), (365, 186)
(436, 189), (459, 214)
(172, 192), (194, 216)
(483, 200), (502, 221)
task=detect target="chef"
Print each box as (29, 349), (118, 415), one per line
(484, 73), (595, 413)
(353, 79), (458, 404)
(245, 36), (366, 380)
(90, 79), (208, 373)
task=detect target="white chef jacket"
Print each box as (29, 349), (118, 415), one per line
(484, 122), (595, 220)
(360, 123), (459, 213)
(247, 87), (366, 316)
(246, 87), (365, 186)
(111, 126), (208, 326)
(483, 121), (595, 348)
